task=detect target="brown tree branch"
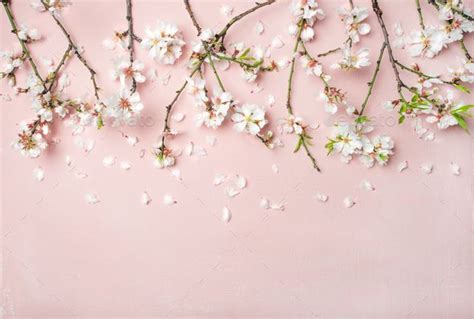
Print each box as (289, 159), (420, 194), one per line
(126, 0), (137, 93)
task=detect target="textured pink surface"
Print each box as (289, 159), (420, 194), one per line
(1, 0), (473, 318)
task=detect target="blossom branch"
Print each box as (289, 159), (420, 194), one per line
(286, 20), (321, 172)
(126, 0), (137, 93)
(2, 0), (46, 89)
(358, 42), (386, 116)
(459, 39), (472, 61)
(47, 44), (73, 91)
(415, 0), (425, 29)
(41, 0), (101, 100)
(216, 0), (276, 42)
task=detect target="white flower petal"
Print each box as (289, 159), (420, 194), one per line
(343, 196), (355, 208)
(360, 180), (375, 191)
(75, 172), (88, 179)
(255, 21), (265, 35)
(315, 193), (328, 202)
(225, 187), (240, 198)
(141, 191), (152, 205)
(163, 194), (176, 206)
(120, 161), (132, 170)
(172, 112), (185, 122)
(271, 164), (279, 174)
(171, 168), (182, 181)
(213, 174), (226, 186)
(398, 161), (408, 172)
(221, 206), (232, 223)
(85, 193), (99, 204)
(421, 163), (433, 174)
(450, 162), (460, 176)
(206, 135), (217, 146)
(33, 167), (44, 182)
(235, 175), (247, 189)
(103, 156), (116, 167)
(271, 36), (284, 48)
(260, 198), (270, 209)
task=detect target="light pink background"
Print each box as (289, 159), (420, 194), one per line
(1, 0), (473, 318)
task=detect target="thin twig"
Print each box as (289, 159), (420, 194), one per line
(2, 0), (46, 89)
(41, 0), (101, 100)
(48, 44), (73, 91)
(302, 139), (321, 172)
(317, 47), (341, 58)
(216, 0), (276, 42)
(415, 0), (425, 29)
(371, 0), (406, 101)
(126, 0), (137, 93)
(359, 43), (386, 116)
(459, 38), (472, 62)
(183, 0), (201, 35)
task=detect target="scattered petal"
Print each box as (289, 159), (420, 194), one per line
(270, 202), (285, 211)
(172, 112), (185, 122)
(343, 197), (355, 208)
(171, 168), (182, 181)
(360, 180), (375, 191)
(220, 4), (233, 17)
(213, 174), (226, 186)
(185, 141), (194, 156)
(398, 161), (408, 172)
(221, 206), (232, 223)
(260, 198), (270, 209)
(421, 163), (433, 174)
(235, 175), (247, 189)
(271, 36), (284, 49)
(141, 191), (151, 205)
(266, 94), (275, 107)
(255, 21), (265, 35)
(206, 135), (217, 146)
(163, 194), (176, 206)
(450, 162), (460, 176)
(193, 145), (207, 156)
(160, 73), (171, 86)
(315, 193), (328, 202)
(85, 193), (99, 204)
(75, 172), (88, 179)
(126, 135), (139, 146)
(271, 164), (279, 174)
(120, 161), (132, 170)
(225, 187), (240, 198)
(33, 167), (44, 182)
(65, 155), (72, 166)
(103, 156), (116, 167)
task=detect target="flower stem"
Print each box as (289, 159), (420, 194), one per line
(48, 44), (73, 91)
(2, 0), (46, 89)
(126, 0), (137, 93)
(359, 42), (386, 116)
(459, 39), (472, 62)
(415, 0), (425, 29)
(41, 0), (101, 100)
(317, 47), (341, 58)
(216, 0), (276, 42)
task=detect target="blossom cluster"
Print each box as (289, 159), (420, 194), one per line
(325, 121), (394, 167)
(408, 0), (473, 58)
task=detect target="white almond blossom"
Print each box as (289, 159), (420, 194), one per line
(232, 104), (267, 135)
(0, 50), (23, 85)
(425, 91), (463, 130)
(337, 5), (371, 43)
(142, 20), (185, 65)
(440, 14), (474, 43)
(409, 26), (447, 58)
(331, 47), (370, 70)
(290, 0), (325, 26)
(31, 0), (72, 16)
(187, 76), (208, 107)
(106, 88), (144, 121)
(320, 87), (347, 114)
(111, 57), (146, 86)
(102, 31), (128, 50)
(280, 115), (304, 135)
(195, 90), (232, 129)
(17, 24), (41, 42)
(153, 150), (175, 169)
(14, 129), (48, 158)
(448, 59), (474, 83)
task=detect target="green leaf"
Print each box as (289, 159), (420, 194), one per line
(452, 113), (469, 132)
(453, 83), (471, 94)
(355, 115), (369, 124)
(294, 136), (303, 153)
(451, 104), (474, 115)
(325, 140), (334, 155)
(97, 114), (104, 129)
(398, 115), (405, 124)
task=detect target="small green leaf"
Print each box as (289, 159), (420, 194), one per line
(355, 115), (369, 124)
(452, 113), (469, 132)
(453, 83), (471, 94)
(325, 139), (335, 155)
(451, 104), (474, 115)
(398, 115), (405, 124)
(294, 136), (303, 153)
(97, 114), (104, 129)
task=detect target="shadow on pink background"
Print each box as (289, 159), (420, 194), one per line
(1, 0), (472, 318)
